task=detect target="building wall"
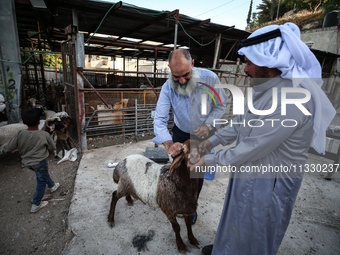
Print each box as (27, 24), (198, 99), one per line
(301, 26), (339, 53)
(84, 55), (169, 76)
(301, 26), (340, 111)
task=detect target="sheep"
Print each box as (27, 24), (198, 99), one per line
(48, 112), (76, 152)
(0, 93), (4, 104)
(0, 123), (28, 146)
(26, 98), (37, 109)
(1, 93), (7, 125)
(0, 115), (64, 147)
(0, 103), (5, 113)
(43, 117), (65, 135)
(44, 109), (57, 120)
(108, 139), (203, 252)
(26, 98), (57, 120)
(0, 107), (46, 145)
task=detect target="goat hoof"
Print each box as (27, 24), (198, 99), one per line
(178, 248), (187, 253)
(189, 238), (199, 246)
(177, 244), (187, 253)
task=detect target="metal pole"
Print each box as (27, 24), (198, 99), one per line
(276, 0), (281, 19)
(135, 99), (138, 139)
(213, 33), (222, 69)
(78, 70), (111, 109)
(154, 48), (157, 87)
(173, 11), (179, 50)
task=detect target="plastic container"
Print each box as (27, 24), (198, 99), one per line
(204, 148), (216, 180)
(323, 11), (340, 28)
(204, 166), (216, 180)
(108, 162), (118, 168)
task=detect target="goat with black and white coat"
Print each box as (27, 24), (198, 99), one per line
(108, 139), (203, 252)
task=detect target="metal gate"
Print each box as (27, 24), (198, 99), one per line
(61, 36), (80, 148)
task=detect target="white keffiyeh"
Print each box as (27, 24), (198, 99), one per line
(238, 22), (336, 154)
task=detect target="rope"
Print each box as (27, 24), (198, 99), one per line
(132, 229), (155, 252)
(85, 3), (119, 44)
(174, 16), (217, 47)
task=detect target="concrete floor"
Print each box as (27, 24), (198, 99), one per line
(63, 139), (226, 255)
(62, 134), (340, 255)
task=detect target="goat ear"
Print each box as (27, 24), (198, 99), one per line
(199, 143), (204, 154)
(168, 153), (184, 176)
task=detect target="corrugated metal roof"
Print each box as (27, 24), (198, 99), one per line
(15, 0), (250, 65)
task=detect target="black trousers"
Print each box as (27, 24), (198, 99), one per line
(172, 124), (204, 198)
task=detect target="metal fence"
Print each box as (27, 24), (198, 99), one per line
(83, 101), (173, 138)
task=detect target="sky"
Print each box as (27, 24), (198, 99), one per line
(103, 0), (263, 30)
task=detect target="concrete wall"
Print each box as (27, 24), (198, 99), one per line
(301, 26), (340, 112)
(301, 26), (339, 53)
(0, 0), (22, 123)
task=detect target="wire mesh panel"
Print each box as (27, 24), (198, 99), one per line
(61, 41), (78, 143)
(61, 42), (77, 124)
(83, 103), (173, 138)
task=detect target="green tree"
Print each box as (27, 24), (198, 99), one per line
(279, 0), (324, 13)
(257, 0), (279, 23)
(247, 0), (253, 28)
(321, 0), (339, 13)
(248, 12), (261, 30)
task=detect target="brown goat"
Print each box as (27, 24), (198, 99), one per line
(108, 139), (202, 252)
(55, 116), (76, 152)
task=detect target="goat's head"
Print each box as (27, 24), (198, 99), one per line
(26, 98), (42, 108)
(45, 117), (65, 133)
(60, 116), (75, 129)
(34, 106), (45, 118)
(169, 139), (202, 176)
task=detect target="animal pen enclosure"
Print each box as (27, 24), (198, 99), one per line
(83, 89), (173, 139)
(79, 67), (249, 147)
(59, 34), (251, 150)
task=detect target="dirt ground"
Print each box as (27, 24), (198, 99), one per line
(0, 152), (79, 255)
(0, 134), (152, 255)
(0, 132), (339, 255)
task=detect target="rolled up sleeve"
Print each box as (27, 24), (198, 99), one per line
(152, 84), (173, 144)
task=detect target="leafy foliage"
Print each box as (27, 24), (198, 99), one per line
(247, 0), (253, 28)
(21, 48), (63, 68)
(249, 0), (338, 31)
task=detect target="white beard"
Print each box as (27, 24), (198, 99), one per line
(169, 68), (198, 96)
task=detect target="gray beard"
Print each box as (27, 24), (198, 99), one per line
(169, 68), (198, 96)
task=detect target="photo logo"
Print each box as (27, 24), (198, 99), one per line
(201, 84), (311, 116)
(198, 82), (223, 115)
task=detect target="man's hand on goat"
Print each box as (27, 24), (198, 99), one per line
(193, 124), (209, 139)
(164, 141), (183, 158)
(190, 157), (205, 171)
(200, 139), (213, 154)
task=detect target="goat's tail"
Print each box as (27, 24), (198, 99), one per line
(112, 158), (126, 183)
(113, 168), (120, 184)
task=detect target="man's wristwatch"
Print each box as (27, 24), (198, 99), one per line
(205, 123), (213, 131)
